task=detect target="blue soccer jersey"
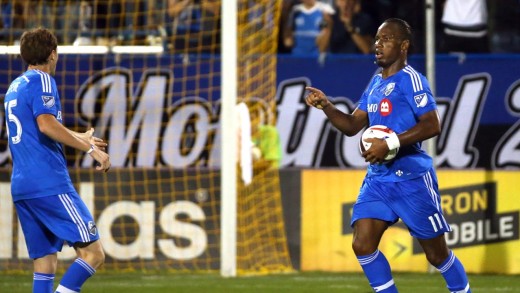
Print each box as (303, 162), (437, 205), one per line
(358, 65), (437, 182)
(4, 69), (75, 201)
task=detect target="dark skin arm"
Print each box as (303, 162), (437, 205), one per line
(306, 86), (441, 164)
(305, 86), (367, 136)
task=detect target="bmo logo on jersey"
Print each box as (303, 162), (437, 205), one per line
(380, 98), (392, 116)
(367, 98), (392, 116)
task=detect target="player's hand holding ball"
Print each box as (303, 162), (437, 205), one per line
(305, 86), (331, 110)
(359, 125), (400, 164)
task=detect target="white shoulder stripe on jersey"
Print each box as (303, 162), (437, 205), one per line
(35, 69), (52, 93)
(403, 66), (423, 92)
(403, 67), (417, 92)
(403, 67), (419, 92)
(43, 71), (51, 93)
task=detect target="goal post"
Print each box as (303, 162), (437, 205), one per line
(0, 0), (292, 276)
(220, 0), (238, 277)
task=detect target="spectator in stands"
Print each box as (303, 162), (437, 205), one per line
(360, 0), (429, 54)
(1, 0), (81, 45)
(73, 0), (124, 46)
(440, 0), (490, 53)
(389, 0), (429, 54)
(0, 0), (26, 44)
(278, 0), (299, 53)
(488, 0), (520, 52)
(75, 1), (156, 46)
(283, 0), (335, 57)
(93, 0), (124, 45)
(167, 0), (221, 54)
(329, 0), (376, 54)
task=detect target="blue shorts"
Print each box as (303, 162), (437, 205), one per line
(351, 168), (451, 239)
(15, 191), (99, 259)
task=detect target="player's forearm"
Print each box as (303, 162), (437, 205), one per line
(397, 110), (441, 146)
(322, 105), (364, 136)
(45, 126), (91, 152)
(37, 115), (91, 152)
(67, 128), (89, 143)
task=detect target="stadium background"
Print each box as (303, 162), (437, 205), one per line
(0, 0), (519, 280)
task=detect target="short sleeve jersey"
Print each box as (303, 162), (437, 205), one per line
(4, 69), (75, 201)
(358, 65), (437, 182)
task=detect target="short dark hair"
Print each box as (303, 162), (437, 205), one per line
(20, 28), (57, 66)
(384, 18), (414, 53)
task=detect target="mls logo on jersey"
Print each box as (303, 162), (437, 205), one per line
(88, 221), (98, 236)
(384, 82), (395, 96)
(380, 98), (392, 116)
(414, 93), (428, 108)
(41, 95), (55, 108)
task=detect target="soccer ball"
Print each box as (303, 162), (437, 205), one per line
(359, 125), (399, 162)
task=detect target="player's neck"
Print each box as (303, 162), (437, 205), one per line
(27, 64), (51, 75)
(381, 60), (407, 79)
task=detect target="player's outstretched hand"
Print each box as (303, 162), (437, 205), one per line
(305, 86), (331, 110)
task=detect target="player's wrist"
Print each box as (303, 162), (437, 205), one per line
(86, 144), (95, 154)
(385, 132), (400, 151)
(320, 101), (331, 109)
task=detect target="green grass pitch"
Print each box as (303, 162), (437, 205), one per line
(1, 271), (519, 292)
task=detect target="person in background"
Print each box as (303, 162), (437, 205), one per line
(73, 0), (124, 46)
(305, 18), (472, 293)
(278, 0), (300, 53)
(249, 103), (282, 169)
(329, 0), (376, 54)
(4, 28), (110, 293)
(167, 0), (221, 54)
(283, 0), (334, 57)
(440, 0), (489, 53)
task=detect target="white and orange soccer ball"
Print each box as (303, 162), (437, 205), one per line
(359, 125), (399, 162)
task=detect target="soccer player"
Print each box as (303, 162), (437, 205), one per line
(4, 28), (111, 293)
(305, 19), (471, 293)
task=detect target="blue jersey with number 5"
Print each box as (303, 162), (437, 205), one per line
(358, 65), (437, 182)
(4, 69), (74, 201)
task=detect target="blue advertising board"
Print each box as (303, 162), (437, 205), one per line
(0, 53), (519, 170)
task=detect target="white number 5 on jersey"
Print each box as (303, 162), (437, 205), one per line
(4, 99), (22, 144)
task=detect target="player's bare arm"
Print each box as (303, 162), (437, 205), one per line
(305, 86), (367, 136)
(396, 110), (441, 146)
(37, 114), (111, 172)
